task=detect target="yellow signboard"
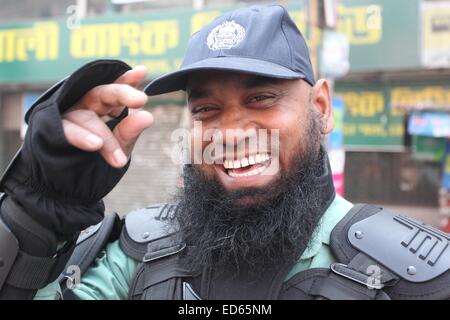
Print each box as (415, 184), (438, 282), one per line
(391, 86), (450, 111)
(338, 90), (405, 148)
(70, 20), (180, 58)
(0, 22), (58, 62)
(337, 4), (383, 45)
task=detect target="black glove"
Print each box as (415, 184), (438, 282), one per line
(0, 60), (132, 241)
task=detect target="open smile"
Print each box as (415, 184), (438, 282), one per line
(223, 153), (271, 178)
(213, 153), (278, 190)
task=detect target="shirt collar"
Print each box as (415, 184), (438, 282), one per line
(299, 194), (354, 260)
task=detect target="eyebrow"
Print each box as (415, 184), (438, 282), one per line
(242, 75), (283, 89)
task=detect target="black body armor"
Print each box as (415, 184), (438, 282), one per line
(60, 203), (450, 300)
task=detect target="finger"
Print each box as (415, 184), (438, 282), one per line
(64, 109), (128, 168)
(99, 84), (148, 109)
(62, 119), (104, 152)
(114, 110), (154, 156)
(114, 65), (148, 87)
(69, 66), (148, 116)
(80, 83), (147, 115)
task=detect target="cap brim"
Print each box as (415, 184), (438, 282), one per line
(144, 57), (306, 96)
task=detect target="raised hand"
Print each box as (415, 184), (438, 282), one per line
(62, 65), (154, 168)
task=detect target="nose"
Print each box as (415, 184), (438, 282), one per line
(220, 102), (248, 129)
(214, 103), (259, 157)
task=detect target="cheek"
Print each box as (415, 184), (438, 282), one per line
(188, 127), (210, 165)
(272, 113), (309, 168)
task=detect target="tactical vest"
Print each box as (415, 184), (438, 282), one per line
(60, 203), (450, 300)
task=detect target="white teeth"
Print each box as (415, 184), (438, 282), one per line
(225, 153), (271, 178)
(222, 153), (270, 170)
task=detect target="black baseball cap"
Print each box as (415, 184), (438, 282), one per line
(144, 4), (315, 96)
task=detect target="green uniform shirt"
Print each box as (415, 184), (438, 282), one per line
(34, 195), (353, 300)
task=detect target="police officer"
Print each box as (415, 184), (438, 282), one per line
(0, 5), (449, 300)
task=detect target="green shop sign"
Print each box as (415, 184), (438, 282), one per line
(336, 86), (406, 150)
(0, 0), (421, 84)
(337, 84), (450, 150)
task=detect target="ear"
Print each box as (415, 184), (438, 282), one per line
(310, 79), (334, 135)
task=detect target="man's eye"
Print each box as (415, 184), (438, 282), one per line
(249, 95), (275, 103)
(192, 106), (215, 114)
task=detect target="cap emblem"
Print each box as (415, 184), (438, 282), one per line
(206, 20), (245, 51)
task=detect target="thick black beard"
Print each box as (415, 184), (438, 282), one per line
(174, 112), (333, 276)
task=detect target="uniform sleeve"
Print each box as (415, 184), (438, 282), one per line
(34, 240), (139, 300)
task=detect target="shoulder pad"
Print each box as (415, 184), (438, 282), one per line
(330, 204), (382, 263)
(331, 204), (450, 299)
(125, 203), (178, 243)
(119, 203), (180, 261)
(347, 208), (450, 283)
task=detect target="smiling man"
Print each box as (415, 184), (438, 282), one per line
(0, 5), (449, 300)
(176, 66), (337, 282)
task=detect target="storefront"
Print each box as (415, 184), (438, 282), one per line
(333, 0), (450, 231)
(336, 83), (450, 208)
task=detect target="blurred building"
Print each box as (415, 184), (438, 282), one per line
(330, 0), (450, 230)
(0, 0), (449, 228)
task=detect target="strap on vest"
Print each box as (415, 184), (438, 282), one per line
(58, 212), (122, 298)
(141, 256), (188, 300)
(128, 239), (191, 300)
(280, 267), (391, 300)
(308, 272), (390, 300)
